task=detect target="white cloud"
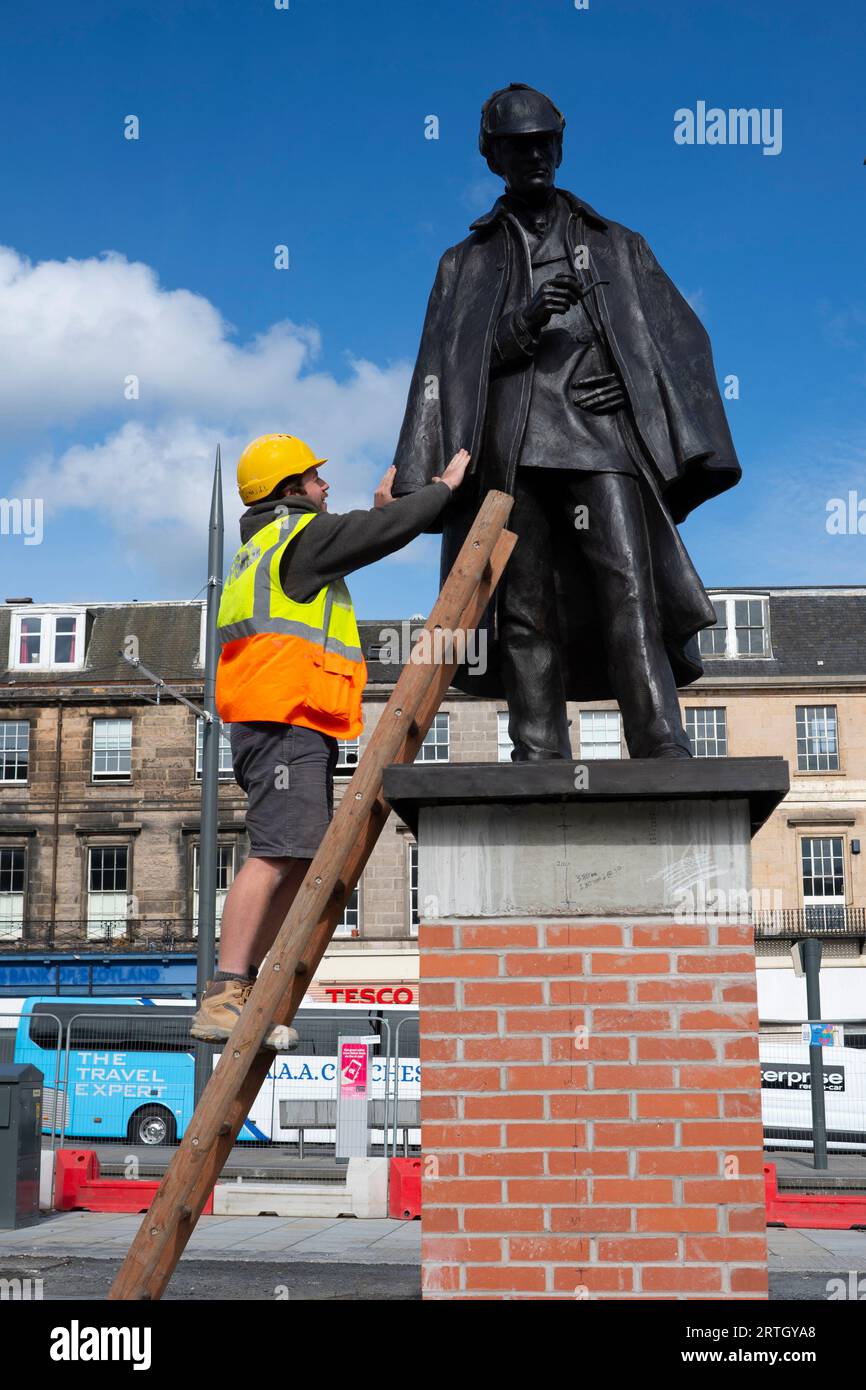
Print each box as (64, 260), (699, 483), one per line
(1, 245), (414, 575)
(0, 245), (409, 433)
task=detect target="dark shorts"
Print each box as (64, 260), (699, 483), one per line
(229, 722), (338, 860)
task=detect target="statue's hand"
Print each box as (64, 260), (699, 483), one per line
(570, 372), (627, 414)
(521, 274), (583, 334)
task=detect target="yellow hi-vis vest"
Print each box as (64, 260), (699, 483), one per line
(215, 510), (366, 739)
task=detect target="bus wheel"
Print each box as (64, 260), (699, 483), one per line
(128, 1106), (176, 1147)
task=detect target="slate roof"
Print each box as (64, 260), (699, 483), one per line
(700, 590), (866, 681)
(0, 603), (203, 689)
(0, 589), (863, 692)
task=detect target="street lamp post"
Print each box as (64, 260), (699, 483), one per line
(194, 445), (224, 1105)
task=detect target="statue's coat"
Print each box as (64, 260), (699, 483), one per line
(392, 191), (740, 700)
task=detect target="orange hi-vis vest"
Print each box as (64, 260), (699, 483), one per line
(215, 510), (367, 739)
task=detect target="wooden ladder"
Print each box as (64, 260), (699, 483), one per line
(109, 489), (515, 1299)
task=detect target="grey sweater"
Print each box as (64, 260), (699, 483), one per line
(238, 482), (452, 604)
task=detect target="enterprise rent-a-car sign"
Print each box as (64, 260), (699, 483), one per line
(761, 1064), (846, 1092)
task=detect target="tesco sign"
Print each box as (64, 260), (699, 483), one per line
(323, 986), (415, 1005)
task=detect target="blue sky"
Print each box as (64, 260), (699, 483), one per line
(0, 0), (864, 620)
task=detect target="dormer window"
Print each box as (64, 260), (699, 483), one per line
(9, 608), (86, 671)
(698, 595), (770, 660)
(698, 603), (727, 656)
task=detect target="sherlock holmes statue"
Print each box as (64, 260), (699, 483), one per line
(392, 84), (741, 761)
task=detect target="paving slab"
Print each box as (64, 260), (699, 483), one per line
(0, 1211), (421, 1264)
(767, 1227), (866, 1273)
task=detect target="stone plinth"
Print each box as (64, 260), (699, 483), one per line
(383, 757), (789, 1301)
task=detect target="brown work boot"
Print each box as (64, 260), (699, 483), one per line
(190, 978), (299, 1052)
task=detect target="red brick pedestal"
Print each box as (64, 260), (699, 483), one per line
(420, 915), (768, 1300)
(382, 757), (789, 1301)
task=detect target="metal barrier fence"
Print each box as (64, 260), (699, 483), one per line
(760, 1022), (866, 1161)
(1, 1006), (420, 1171)
(390, 1014), (420, 1159)
(7, 1005), (866, 1172)
(9, 1003), (866, 1183)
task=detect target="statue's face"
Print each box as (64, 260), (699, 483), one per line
(489, 131), (560, 199)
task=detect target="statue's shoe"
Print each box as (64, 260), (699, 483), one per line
(511, 748), (569, 763)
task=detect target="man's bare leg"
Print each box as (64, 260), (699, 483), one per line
(217, 855), (308, 976)
(247, 859), (309, 971)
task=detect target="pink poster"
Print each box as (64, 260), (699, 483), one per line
(340, 1042), (368, 1097)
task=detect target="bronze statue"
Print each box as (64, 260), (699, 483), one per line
(392, 84), (740, 761)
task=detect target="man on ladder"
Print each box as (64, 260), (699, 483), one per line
(191, 432), (469, 1049)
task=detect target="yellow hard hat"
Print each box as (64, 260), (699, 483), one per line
(236, 434), (328, 505)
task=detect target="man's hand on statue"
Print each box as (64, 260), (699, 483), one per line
(521, 274), (584, 333)
(373, 465), (397, 508)
(570, 373), (627, 414)
(432, 448), (471, 492)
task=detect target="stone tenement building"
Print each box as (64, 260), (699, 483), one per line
(0, 590), (864, 1004)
